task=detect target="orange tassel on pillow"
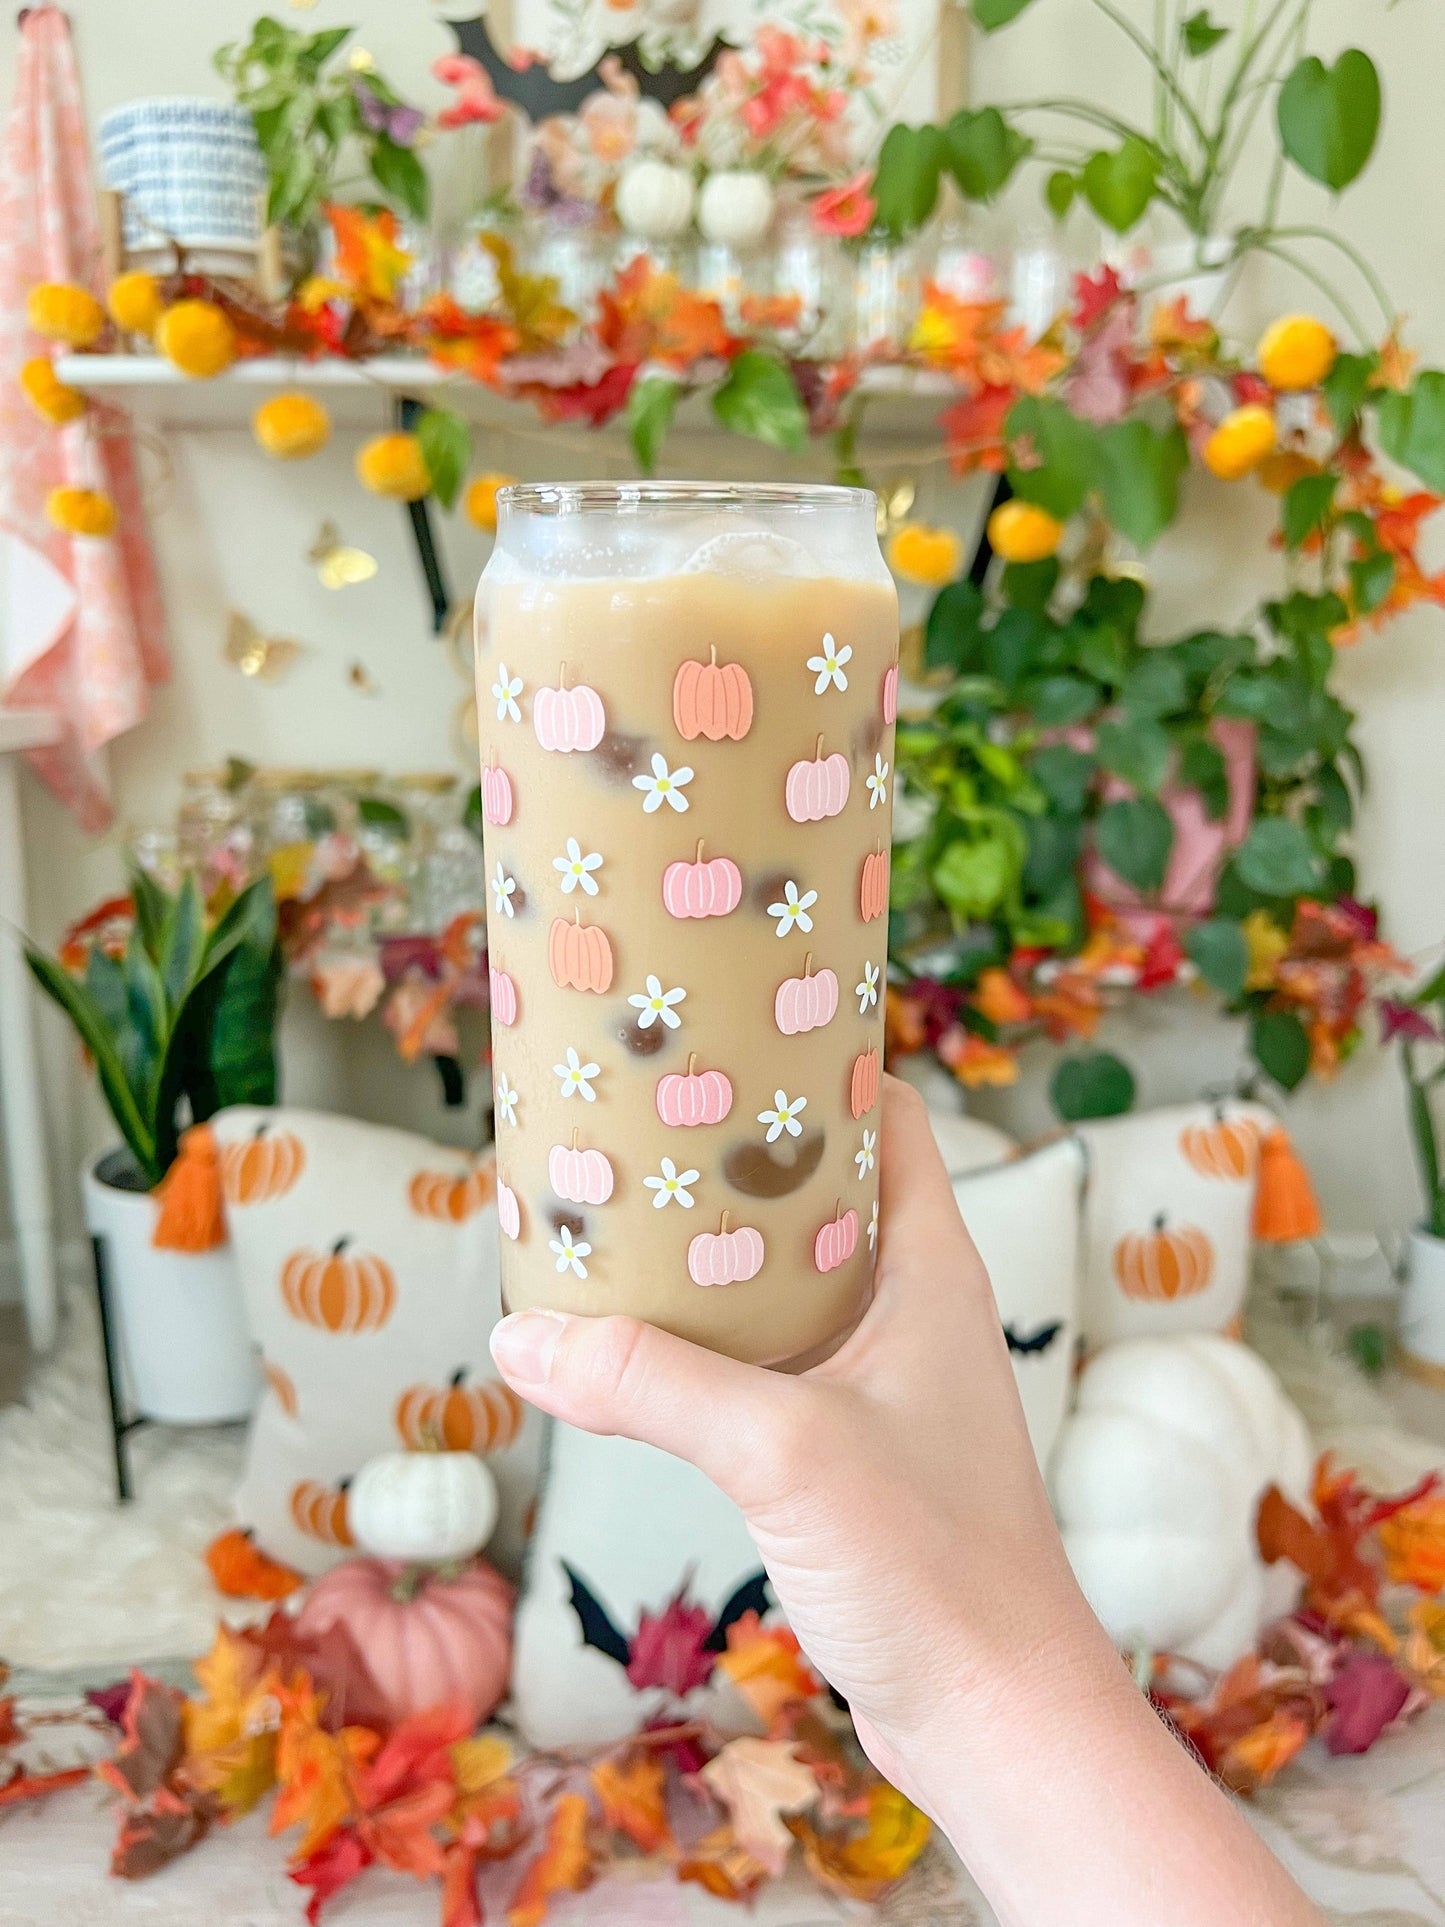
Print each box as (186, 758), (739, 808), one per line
(204, 1527), (304, 1601)
(151, 1123), (227, 1251)
(1252, 1126), (1322, 1243)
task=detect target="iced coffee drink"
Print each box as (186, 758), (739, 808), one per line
(476, 483), (899, 1367)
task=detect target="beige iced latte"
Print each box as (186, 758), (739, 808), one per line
(476, 483), (899, 1366)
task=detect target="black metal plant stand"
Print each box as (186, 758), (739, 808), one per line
(90, 1232), (146, 1502)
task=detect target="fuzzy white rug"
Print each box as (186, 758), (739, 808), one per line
(0, 1278), (251, 1674)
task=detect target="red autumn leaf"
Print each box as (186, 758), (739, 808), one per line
(507, 1789), (594, 1926)
(86, 1681), (133, 1727)
(939, 383), (1015, 473)
(357, 1701), (472, 1810)
(1071, 264), (1125, 332)
(290, 1827), (374, 1925)
(0, 1764), (90, 1810)
(111, 1783), (213, 1878)
(242, 1607), (389, 1732)
(0, 1696), (18, 1747)
(535, 360), (638, 428)
(1323, 1650), (1416, 1755)
(625, 1585), (716, 1695)
(99, 1672), (186, 1803)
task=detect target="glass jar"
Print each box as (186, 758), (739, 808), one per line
(849, 238), (919, 356)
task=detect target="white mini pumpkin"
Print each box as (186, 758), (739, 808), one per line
(349, 1448), (500, 1565)
(1048, 1334), (1313, 1670)
(617, 159), (696, 241)
(697, 170), (776, 249)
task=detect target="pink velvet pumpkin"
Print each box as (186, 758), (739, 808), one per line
(533, 680), (606, 753)
(656, 1055), (733, 1127)
(489, 965), (518, 1028)
(296, 1556), (513, 1729)
(662, 845), (742, 919)
(785, 739), (850, 823)
(775, 962), (839, 1036)
(482, 764), (515, 826)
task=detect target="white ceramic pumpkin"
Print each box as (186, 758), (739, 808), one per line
(349, 1448), (500, 1565)
(617, 159), (696, 241)
(1048, 1334), (1313, 1670)
(697, 170), (776, 249)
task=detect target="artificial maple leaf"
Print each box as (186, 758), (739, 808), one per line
(1214, 1707), (1314, 1792)
(441, 1839), (485, 1927)
(676, 1823), (769, 1901)
(1405, 1599), (1445, 1695)
(418, 292), (521, 383)
(482, 233), (576, 351)
(909, 288), (1009, 375)
(1323, 1650), (1417, 1755)
(452, 1733), (513, 1796)
(698, 1737), (818, 1877)
(0, 1696), (17, 1747)
(591, 1749), (674, 1855)
(99, 1673), (186, 1803)
(326, 204), (413, 306)
(939, 383), (1015, 473)
(0, 1764), (90, 1810)
(534, 360), (637, 427)
(1162, 1654), (1321, 1795)
(111, 1783), (214, 1878)
(290, 1827), (374, 1926)
(241, 1610), (390, 1734)
(790, 1781), (931, 1901)
(506, 1788), (593, 1926)
(182, 1625), (283, 1816)
(715, 1612), (820, 1730)
(276, 857), (395, 966)
(1071, 264), (1126, 332)
(1150, 295), (1219, 363)
(271, 1679), (379, 1861)
(596, 255), (733, 370)
(626, 1585), (716, 1696)
(349, 1701), (469, 1878)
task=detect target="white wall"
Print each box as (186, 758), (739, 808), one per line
(3, 0), (1444, 1284)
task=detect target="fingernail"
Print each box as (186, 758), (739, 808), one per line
(490, 1309), (568, 1386)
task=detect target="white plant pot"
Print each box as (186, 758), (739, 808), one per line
(697, 170), (775, 250)
(82, 1151), (259, 1425)
(1399, 1226), (1445, 1386)
(616, 159), (695, 243)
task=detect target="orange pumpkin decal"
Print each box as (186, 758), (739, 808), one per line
(409, 1161), (496, 1222)
(548, 911), (614, 994)
(849, 1047), (880, 1120)
(1180, 1112), (1260, 1182)
(673, 645), (754, 742)
(205, 1526), (304, 1600)
(860, 846), (889, 923)
(1113, 1216), (1215, 1302)
(281, 1238), (396, 1333)
(290, 1479), (354, 1547)
(221, 1122), (306, 1205)
(395, 1369), (525, 1454)
(262, 1356), (299, 1420)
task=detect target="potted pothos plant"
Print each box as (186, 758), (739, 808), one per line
(1387, 960), (1445, 1382)
(27, 870), (281, 1424)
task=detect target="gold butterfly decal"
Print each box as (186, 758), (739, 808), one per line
(224, 611), (303, 681)
(308, 521), (379, 591)
(875, 479), (916, 536)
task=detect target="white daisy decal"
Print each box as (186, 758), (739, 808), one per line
(806, 634), (852, 694)
(494, 1073), (518, 1128)
(855, 1127), (877, 1179)
(491, 860), (516, 918)
(553, 1046), (600, 1102)
(767, 880), (817, 938)
(868, 1198), (880, 1251)
(856, 961), (881, 1013)
(627, 975), (686, 1030)
(633, 752), (694, 814)
(643, 1156), (699, 1210)
(491, 663), (523, 723)
(758, 1090), (807, 1143)
(550, 1226), (591, 1278)
(553, 836), (603, 897)
(866, 753), (890, 811)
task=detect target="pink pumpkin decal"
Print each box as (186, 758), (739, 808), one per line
(548, 1136), (614, 1205)
(497, 1180), (521, 1241)
(533, 677), (606, 754)
(489, 965), (518, 1028)
(775, 958), (839, 1036)
(296, 1556), (512, 1728)
(656, 1054), (733, 1127)
(786, 736), (851, 823)
(688, 1215), (765, 1287)
(814, 1206), (859, 1274)
(662, 842), (743, 919)
(482, 763), (515, 826)
(881, 662), (899, 726)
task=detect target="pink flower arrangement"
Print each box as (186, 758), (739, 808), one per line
(432, 52), (504, 129)
(812, 170), (876, 237)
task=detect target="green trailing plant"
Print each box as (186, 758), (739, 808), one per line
(216, 16), (428, 238)
(26, 872), (282, 1188)
(1392, 958), (1445, 1238)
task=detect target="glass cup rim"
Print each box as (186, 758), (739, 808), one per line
(497, 480), (877, 518)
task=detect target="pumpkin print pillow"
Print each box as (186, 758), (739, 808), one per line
(212, 1106), (543, 1579)
(1072, 1100), (1275, 1351)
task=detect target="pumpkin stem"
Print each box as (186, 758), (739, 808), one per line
(559, 660), (570, 689)
(695, 839), (704, 863)
(1152, 1213), (1167, 1233)
(686, 1052), (698, 1075)
(803, 951), (813, 978)
(815, 733), (824, 758)
(419, 1418), (444, 1453)
(720, 1211), (731, 1234)
(254, 1122), (269, 1141)
(391, 1564), (426, 1604)
(450, 1367), (466, 1388)
(708, 644), (717, 665)
(331, 1237), (350, 1257)
(571, 1128), (579, 1151)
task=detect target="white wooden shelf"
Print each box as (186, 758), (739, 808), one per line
(56, 354), (957, 441)
(0, 708), (60, 755)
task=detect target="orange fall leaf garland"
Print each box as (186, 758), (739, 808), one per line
(589, 1749), (675, 1856)
(507, 1789), (594, 1926)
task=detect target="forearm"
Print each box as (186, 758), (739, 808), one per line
(916, 1620), (1327, 1927)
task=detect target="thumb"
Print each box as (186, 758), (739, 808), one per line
(490, 1309), (791, 1505)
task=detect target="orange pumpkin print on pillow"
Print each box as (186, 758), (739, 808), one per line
(1114, 1216), (1215, 1301)
(395, 1369), (524, 1454)
(261, 1356), (299, 1419)
(408, 1162), (496, 1222)
(1179, 1112), (1260, 1181)
(290, 1479), (354, 1547)
(221, 1123), (306, 1204)
(281, 1238), (396, 1333)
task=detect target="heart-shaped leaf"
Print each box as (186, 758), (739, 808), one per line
(1045, 171), (1077, 219)
(1096, 419), (1188, 548)
(1185, 918), (1248, 999)
(1277, 50), (1380, 192)
(1377, 370), (1445, 492)
(1006, 396), (1101, 518)
(1182, 9), (1228, 56)
(945, 107), (1032, 201)
(871, 123), (946, 239)
(1095, 796), (1174, 892)
(711, 352), (807, 451)
(1051, 1051), (1136, 1121)
(1235, 817), (1324, 898)
(1252, 1009), (1311, 1091)
(972, 0), (1037, 27)
(1096, 715), (1173, 795)
(1081, 137), (1157, 233)
(627, 375), (679, 476)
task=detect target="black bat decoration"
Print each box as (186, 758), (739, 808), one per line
(1004, 1319), (1064, 1357)
(703, 1569), (772, 1652)
(561, 1562), (772, 1667)
(449, 15), (732, 120)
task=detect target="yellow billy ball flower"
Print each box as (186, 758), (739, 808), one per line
(356, 431), (431, 501)
(464, 471), (518, 533)
(253, 393), (332, 460)
(20, 356), (87, 425)
(156, 299), (238, 379)
(45, 486), (118, 538)
(1258, 314), (1337, 392)
(106, 271), (165, 337)
(26, 281), (106, 348)
(1203, 404), (1277, 481)
(886, 522), (963, 587)
(987, 498), (1064, 564)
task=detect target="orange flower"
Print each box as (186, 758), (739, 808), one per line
(1033, 972), (1102, 1041)
(971, 965), (1032, 1027)
(884, 984), (929, 1056)
(937, 1027), (1019, 1088)
(1378, 1496), (1445, 1593)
